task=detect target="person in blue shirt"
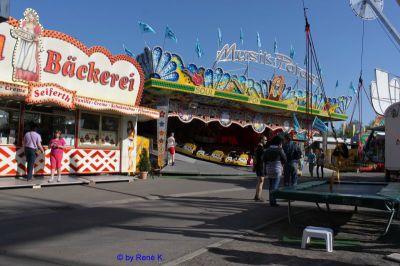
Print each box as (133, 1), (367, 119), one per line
(307, 148), (316, 178)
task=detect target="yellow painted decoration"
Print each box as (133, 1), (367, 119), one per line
(196, 150), (210, 160)
(234, 154), (249, 166)
(209, 150), (225, 162)
(194, 86), (214, 97)
(248, 96), (261, 105)
(136, 136), (150, 172)
(177, 143), (197, 155)
(269, 75), (285, 101)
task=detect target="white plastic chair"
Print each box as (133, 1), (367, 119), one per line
(301, 226), (333, 252)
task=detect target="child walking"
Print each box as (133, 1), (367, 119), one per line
(48, 130), (66, 183)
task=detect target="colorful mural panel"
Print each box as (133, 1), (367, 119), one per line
(137, 46), (352, 115)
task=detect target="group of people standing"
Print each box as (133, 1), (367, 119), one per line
(22, 123), (66, 182)
(254, 134), (302, 206)
(306, 148), (325, 179)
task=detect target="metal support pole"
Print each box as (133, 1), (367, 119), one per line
(383, 210), (395, 235)
(325, 203), (331, 212)
(316, 202), (322, 212)
(366, 0), (400, 46)
(322, 131), (328, 154)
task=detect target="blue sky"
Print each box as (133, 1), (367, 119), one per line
(11, 0), (400, 124)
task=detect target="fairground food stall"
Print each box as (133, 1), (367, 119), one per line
(0, 9), (159, 177)
(136, 45), (350, 167)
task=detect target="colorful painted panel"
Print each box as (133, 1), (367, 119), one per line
(137, 46), (352, 115)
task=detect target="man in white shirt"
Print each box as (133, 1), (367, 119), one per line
(167, 132), (176, 166)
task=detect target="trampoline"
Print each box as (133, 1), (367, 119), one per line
(272, 181), (400, 235)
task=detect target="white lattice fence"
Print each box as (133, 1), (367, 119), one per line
(0, 146), (120, 176)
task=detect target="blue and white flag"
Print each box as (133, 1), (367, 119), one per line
(289, 45), (295, 60)
(122, 44), (135, 58)
(217, 28), (222, 47)
(240, 28), (244, 45)
(317, 64), (322, 75)
(296, 132), (306, 140)
(195, 38), (203, 58)
(138, 21), (156, 34)
(0, 0), (10, 20)
(257, 32), (261, 49)
(165, 26), (178, 43)
(350, 81), (357, 94)
(335, 80), (339, 88)
(273, 38), (278, 53)
(293, 113), (300, 133)
(312, 117), (328, 133)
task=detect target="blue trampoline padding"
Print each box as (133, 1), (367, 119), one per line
(378, 183), (400, 201)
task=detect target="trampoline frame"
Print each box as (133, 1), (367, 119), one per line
(273, 181), (400, 235)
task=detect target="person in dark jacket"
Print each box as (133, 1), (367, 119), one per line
(264, 135), (287, 206)
(307, 149), (316, 178)
(254, 136), (267, 201)
(316, 149), (325, 179)
(282, 134), (302, 187)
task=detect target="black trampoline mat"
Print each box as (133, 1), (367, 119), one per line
(306, 183), (385, 195)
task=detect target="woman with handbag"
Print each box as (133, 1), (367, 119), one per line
(23, 123), (44, 181)
(254, 136), (268, 201)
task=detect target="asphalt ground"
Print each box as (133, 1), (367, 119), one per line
(0, 175), (284, 265)
(0, 173), (398, 266)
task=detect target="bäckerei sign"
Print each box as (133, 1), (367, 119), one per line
(0, 8), (144, 107)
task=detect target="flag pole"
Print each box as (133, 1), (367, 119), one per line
(214, 30), (220, 70)
(333, 81), (337, 97)
(245, 59), (249, 77)
(162, 34), (166, 51)
(192, 41), (195, 63)
(162, 26), (167, 50)
(141, 32), (149, 49)
(217, 31), (220, 50)
(244, 33), (250, 77)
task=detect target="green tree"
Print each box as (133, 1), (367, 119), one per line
(138, 148), (151, 172)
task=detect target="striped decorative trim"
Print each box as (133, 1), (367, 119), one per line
(144, 79), (348, 121)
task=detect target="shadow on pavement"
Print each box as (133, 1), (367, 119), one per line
(207, 247), (356, 266)
(0, 250), (99, 266)
(106, 195), (287, 239)
(0, 193), (285, 249)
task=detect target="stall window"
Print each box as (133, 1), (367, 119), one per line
(101, 116), (119, 147)
(79, 113), (100, 146)
(0, 101), (20, 145)
(24, 105), (76, 146)
(79, 112), (120, 148)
